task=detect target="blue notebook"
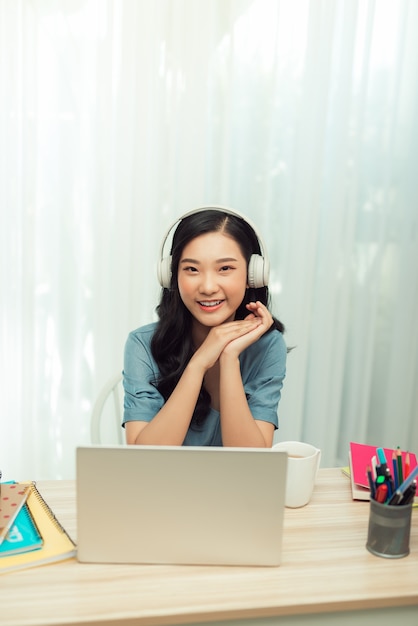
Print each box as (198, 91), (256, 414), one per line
(0, 503), (43, 557)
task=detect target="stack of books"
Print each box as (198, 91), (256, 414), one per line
(0, 481), (76, 574)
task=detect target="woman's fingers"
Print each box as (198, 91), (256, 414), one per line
(209, 318), (262, 344)
(246, 301), (273, 328)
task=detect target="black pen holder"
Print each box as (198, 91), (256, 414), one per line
(366, 498), (412, 558)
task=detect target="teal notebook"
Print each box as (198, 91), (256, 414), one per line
(0, 503), (43, 557)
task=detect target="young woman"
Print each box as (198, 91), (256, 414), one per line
(123, 206), (287, 447)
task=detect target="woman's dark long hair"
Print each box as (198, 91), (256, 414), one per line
(151, 210), (285, 427)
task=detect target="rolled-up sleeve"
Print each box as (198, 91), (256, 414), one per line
(122, 326), (164, 426)
(240, 330), (287, 429)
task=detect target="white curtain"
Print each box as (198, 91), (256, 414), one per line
(1, 0), (417, 480)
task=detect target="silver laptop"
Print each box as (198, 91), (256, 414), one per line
(76, 445), (288, 566)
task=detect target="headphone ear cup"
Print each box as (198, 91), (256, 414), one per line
(248, 254), (269, 288)
(158, 256), (172, 289)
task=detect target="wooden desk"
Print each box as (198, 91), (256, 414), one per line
(1, 468), (417, 626)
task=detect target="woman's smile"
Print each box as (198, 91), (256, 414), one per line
(197, 299), (225, 312)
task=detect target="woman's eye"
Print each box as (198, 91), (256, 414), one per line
(220, 265), (233, 272)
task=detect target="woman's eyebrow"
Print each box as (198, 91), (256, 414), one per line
(180, 258), (200, 265)
(180, 257), (239, 264)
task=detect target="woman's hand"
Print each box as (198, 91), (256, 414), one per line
(190, 301), (273, 371)
(191, 316), (262, 372)
(221, 301), (273, 358)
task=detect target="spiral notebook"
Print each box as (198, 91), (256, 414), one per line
(77, 445), (288, 566)
(0, 483), (76, 573)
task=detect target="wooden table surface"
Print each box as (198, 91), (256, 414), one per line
(0, 468), (417, 626)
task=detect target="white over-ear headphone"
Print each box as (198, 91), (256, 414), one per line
(157, 205), (270, 289)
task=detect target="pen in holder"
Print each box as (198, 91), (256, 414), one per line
(366, 498), (412, 558)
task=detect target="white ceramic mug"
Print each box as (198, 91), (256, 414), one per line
(273, 441), (321, 508)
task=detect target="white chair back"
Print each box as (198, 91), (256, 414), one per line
(90, 372), (124, 444)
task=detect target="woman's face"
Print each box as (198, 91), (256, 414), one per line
(177, 231), (248, 329)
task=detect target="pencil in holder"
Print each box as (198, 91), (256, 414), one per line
(366, 498), (412, 558)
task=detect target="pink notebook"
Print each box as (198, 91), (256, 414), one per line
(348, 442), (417, 501)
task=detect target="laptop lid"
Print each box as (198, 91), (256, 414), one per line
(76, 445), (287, 566)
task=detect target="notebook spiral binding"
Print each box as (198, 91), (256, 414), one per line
(30, 482), (72, 537)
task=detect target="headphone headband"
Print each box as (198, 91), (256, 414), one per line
(157, 205), (270, 289)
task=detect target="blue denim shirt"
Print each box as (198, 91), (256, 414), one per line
(123, 322), (286, 445)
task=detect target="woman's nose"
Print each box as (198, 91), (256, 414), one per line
(199, 272), (218, 294)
